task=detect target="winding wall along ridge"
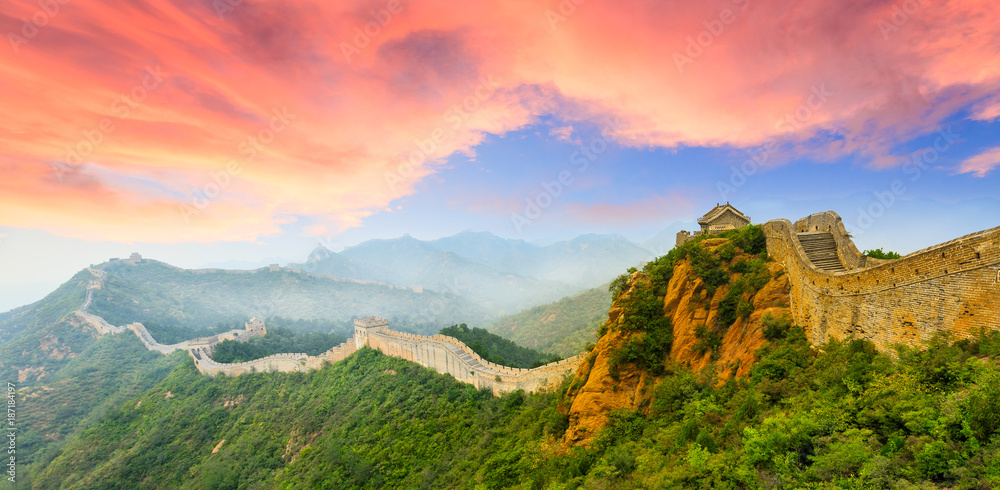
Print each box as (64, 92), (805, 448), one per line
(72, 271), (580, 394)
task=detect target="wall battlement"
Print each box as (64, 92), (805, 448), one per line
(102, 312), (579, 394)
(361, 325), (583, 394)
(127, 319), (266, 356)
(764, 211), (1000, 349)
(183, 317), (581, 394)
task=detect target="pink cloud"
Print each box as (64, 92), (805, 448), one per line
(548, 125), (578, 144)
(972, 95), (1000, 122)
(0, 0), (997, 242)
(957, 146), (1000, 177)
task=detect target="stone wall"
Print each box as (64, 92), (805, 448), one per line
(764, 211), (1000, 349)
(75, 310), (125, 335)
(676, 230), (701, 248)
(126, 322), (263, 356)
(191, 340), (358, 376)
(74, 269), (125, 335)
(363, 327), (584, 395)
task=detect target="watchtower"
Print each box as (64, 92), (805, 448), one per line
(245, 317), (266, 336)
(354, 316), (388, 348)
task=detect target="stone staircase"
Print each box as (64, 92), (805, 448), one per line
(441, 341), (486, 370)
(796, 232), (846, 272)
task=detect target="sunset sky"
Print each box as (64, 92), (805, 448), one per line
(1, 0), (999, 311)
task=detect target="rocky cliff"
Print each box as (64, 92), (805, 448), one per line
(563, 234), (792, 445)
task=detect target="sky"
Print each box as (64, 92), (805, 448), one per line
(1, 0), (999, 312)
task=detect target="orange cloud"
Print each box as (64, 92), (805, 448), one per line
(1, 0), (997, 242)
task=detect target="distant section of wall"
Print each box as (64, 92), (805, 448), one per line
(363, 327), (583, 395)
(75, 268), (125, 335)
(764, 211), (1000, 349)
(75, 311), (125, 335)
(74, 266), (583, 394)
(191, 339), (358, 376)
(126, 322), (264, 356)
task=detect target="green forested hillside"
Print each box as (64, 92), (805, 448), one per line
(0, 269), (88, 344)
(14, 333), (182, 482)
(27, 325), (1000, 489)
(29, 348), (573, 489)
(488, 285), (611, 357)
(439, 323), (560, 368)
(90, 260), (491, 336)
(0, 269), (92, 384)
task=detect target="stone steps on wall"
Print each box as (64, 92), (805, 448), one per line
(443, 343), (485, 370)
(796, 232), (847, 272)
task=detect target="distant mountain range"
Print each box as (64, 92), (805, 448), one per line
(288, 231), (654, 316)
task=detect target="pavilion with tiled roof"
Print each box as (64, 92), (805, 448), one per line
(676, 203), (751, 247)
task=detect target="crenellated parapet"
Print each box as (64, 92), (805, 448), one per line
(764, 211), (1000, 350)
(360, 324), (583, 395)
(191, 339), (359, 376)
(125, 318), (268, 356)
(188, 319), (581, 394)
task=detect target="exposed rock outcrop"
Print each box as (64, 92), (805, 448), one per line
(564, 237), (791, 446)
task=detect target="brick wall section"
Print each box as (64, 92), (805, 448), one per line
(126, 322), (265, 356)
(788, 211), (870, 270)
(170, 319), (581, 395)
(191, 340), (358, 376)
(764, 211), (1000, 349)
(363, 327), (583, 395)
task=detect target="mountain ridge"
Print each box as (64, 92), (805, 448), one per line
(290, 230), (652, 315)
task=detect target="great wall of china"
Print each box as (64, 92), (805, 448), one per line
(763, 211), (1000, 350)
(69, 210), (998, 393)
(73, 268), (581, 394)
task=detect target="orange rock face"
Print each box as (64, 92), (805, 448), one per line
(563, 238), (792, 446)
